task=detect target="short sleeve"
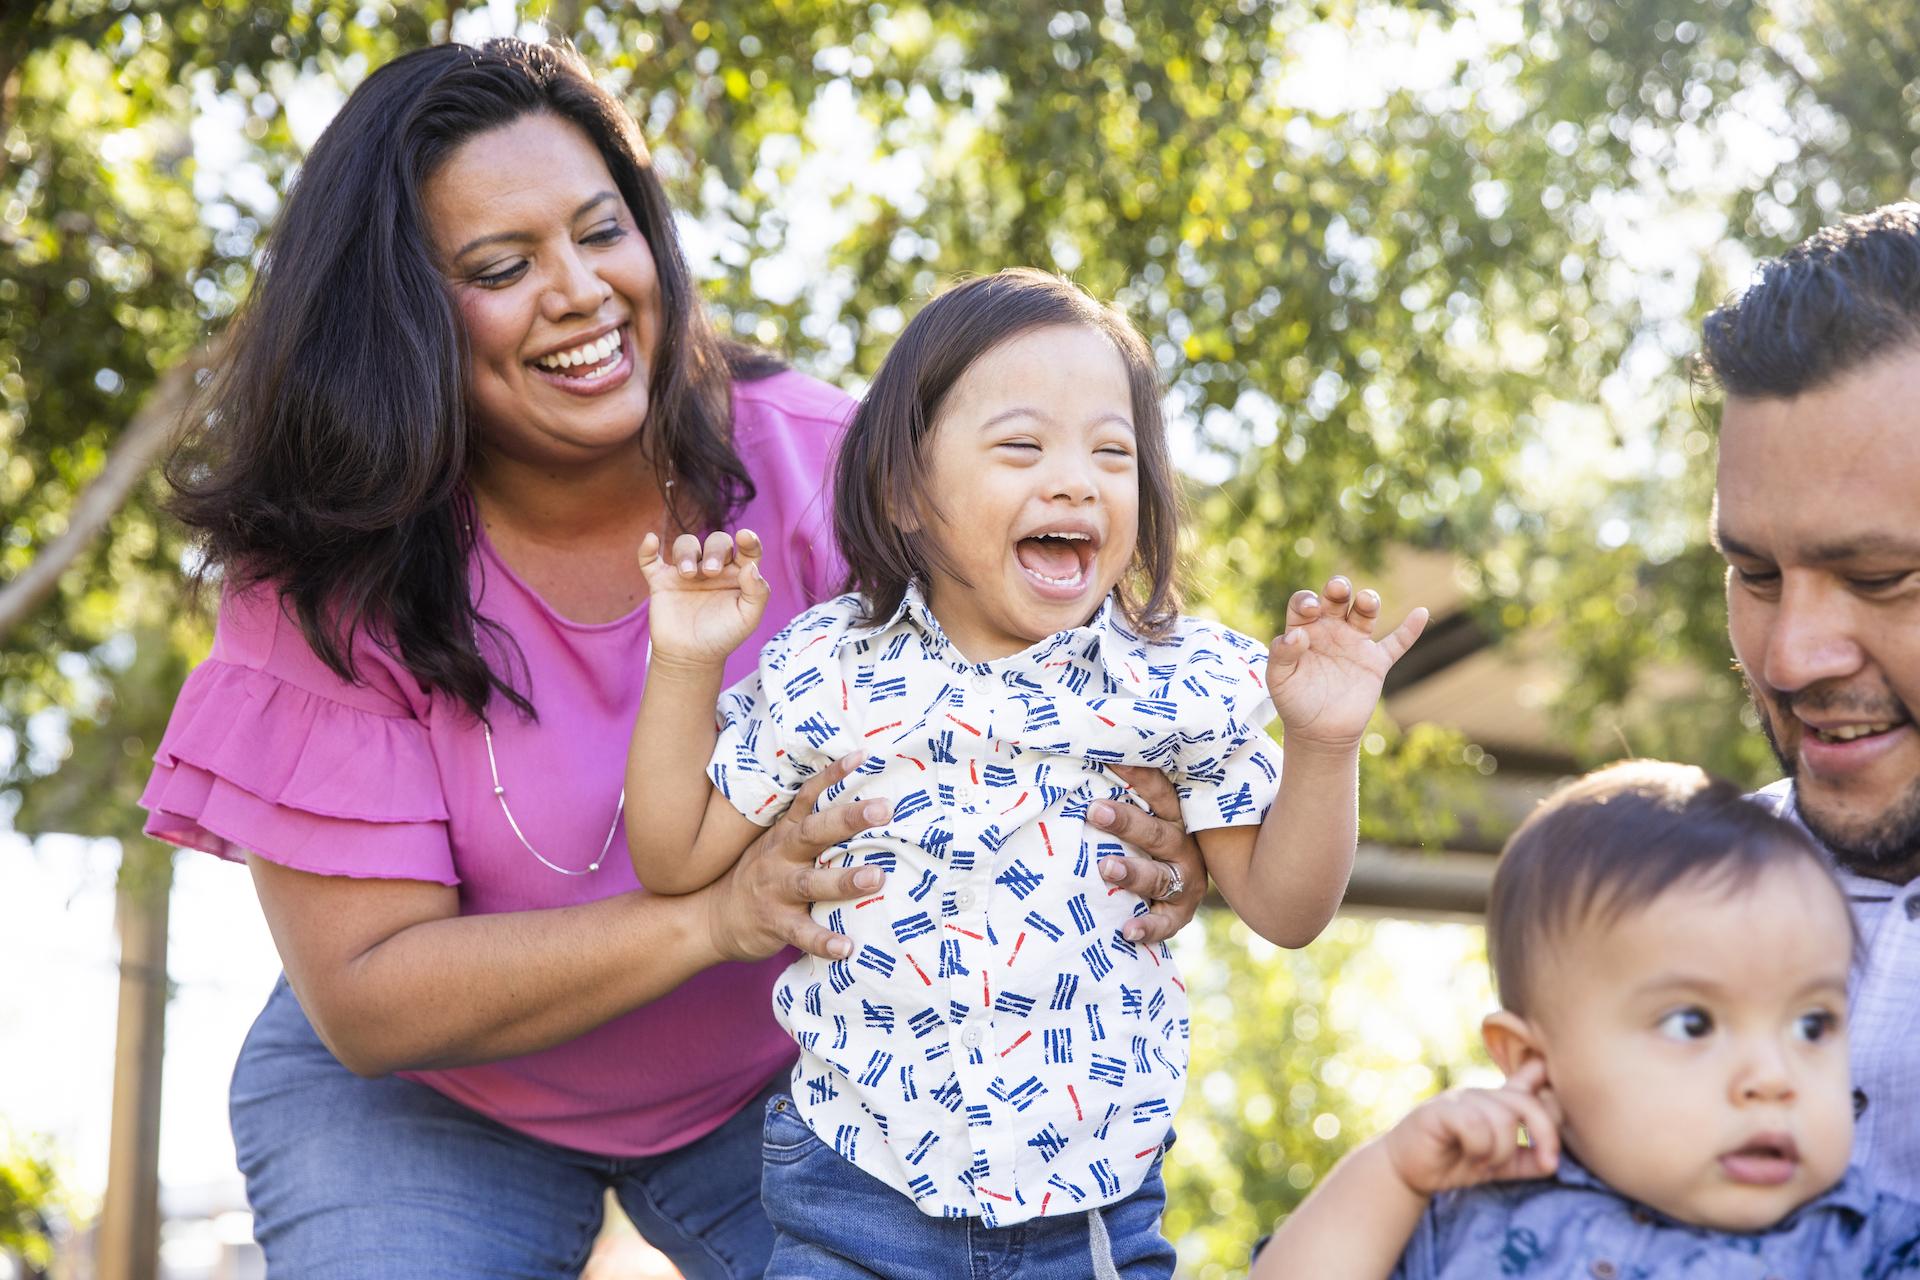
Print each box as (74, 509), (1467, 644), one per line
(707, 600), (857, 827)
(1168, 626), (1282, 833)
(140, 584), (457, 884)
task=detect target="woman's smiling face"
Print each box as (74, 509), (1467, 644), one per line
(423, 111), (664, 468)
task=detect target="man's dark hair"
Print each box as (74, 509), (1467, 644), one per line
(833, 269), (1183, 637)
(1699, 202), (1920, 399)
(1487, 760), (1844, 1014)
(168, 39), (779, 719)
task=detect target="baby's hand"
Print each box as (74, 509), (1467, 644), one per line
(1382, 1060), (1561, 1197)
(1266, 575), (1427, 752)
(639, 530), (770, 666)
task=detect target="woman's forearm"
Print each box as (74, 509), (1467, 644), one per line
(251, 856), (727, 1076)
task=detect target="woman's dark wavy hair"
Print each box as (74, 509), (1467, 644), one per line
(833, 269), (1183, 638)
(168, 38), (779, 719)
(1698, 202), (1920, 399)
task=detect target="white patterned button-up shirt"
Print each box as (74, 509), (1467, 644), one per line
(709, 585), (1281, 1224)
(1753, 779), (1920, 1201)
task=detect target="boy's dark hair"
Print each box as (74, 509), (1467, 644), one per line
(832, 269), (1183, 638)
(1698, 202), (1920, 399)
(1487, 760), (1844, 1014)
(168, 39), (779, 720)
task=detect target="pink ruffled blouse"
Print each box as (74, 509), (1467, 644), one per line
(141, 371), (852, 1156)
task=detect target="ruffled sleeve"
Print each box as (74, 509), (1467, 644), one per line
(1165, 622), (1282, 833)
(140, 584), (456, 884)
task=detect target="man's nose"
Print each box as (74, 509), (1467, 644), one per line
(1761, 575), (1865, 693)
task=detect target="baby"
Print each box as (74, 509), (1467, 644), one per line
(1254, 759), (1920, 1278)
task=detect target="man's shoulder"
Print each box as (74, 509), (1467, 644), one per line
(1746, 777), (1797, 817)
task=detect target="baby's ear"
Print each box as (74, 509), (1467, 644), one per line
(1482, 1010), (1548, 1082)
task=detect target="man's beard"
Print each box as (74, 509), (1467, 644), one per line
(1752, 679), (1920, 879)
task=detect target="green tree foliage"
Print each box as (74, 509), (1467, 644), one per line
(0, 1124), (73, 1272)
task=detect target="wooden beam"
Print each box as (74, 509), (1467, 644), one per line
(1342, 843), (1494, 921)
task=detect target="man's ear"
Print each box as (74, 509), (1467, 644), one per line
(1482, 1010), (1548, 1082)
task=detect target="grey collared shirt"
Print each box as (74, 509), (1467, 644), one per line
(1391, 1155), (1920, 1279)
(1752, 779), (1920, 1202)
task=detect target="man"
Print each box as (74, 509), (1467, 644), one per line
(1700, 201), (1920, 1195)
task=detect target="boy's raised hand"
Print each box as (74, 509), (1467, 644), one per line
(1266, 575), (1427, 752)
(1382, 1060), (1562, 1196)
(639, 529), (770, 666)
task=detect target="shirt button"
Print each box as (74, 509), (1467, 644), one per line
(960, 1025), (983, 1049)
(971, 673), (995, 693)
(955, 889), (977, 911)
(1590, 1262), (1617, 1280)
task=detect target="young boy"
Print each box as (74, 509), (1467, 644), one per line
(1253, 759), (1920, 1278)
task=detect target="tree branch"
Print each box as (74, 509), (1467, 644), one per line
(0, 346), (216, 641)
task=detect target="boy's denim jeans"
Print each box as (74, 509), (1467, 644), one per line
(760, 1093), (1179, 1279)
(230, 976), (781, 1279)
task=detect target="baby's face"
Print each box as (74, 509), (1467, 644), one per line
(1523, 859), (1854, 1232)
(916, 323), (1141, 663)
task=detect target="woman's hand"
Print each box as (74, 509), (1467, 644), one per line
(1090, 764), (1208, 945)
(703, 754), (891, 963)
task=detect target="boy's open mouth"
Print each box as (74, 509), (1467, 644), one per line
(1014, 527), (1099, 593)
(1718, 1133), (1799, 1186)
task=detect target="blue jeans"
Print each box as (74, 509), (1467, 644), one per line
(230, 976), (780, 1279)
(760, 1094), (1178, 1280)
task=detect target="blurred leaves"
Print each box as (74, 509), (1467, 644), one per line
(0, 1123), (75, 1271)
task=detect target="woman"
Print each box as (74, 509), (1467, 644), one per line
(141, 38), (1204, 1280)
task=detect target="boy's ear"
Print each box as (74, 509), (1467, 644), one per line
(1482, 1010), (1548, 1081)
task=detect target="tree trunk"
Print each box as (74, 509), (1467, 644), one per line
(95, 840), (174, 1280)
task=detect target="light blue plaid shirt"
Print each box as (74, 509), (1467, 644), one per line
(1752, 779), (1920, 1203)
(1391, 1155), (1920, 1279)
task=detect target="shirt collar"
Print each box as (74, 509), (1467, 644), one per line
(833, 581), (1154, 693)
(1547, 1152), (1876, 1226)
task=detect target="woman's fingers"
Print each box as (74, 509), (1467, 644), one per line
(700, 530), (734, 575)
(1091, 765), (1206, 944)
(637, 531), (662, 568)
(1105, 763), (1181, 822)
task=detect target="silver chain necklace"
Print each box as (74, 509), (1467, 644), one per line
(482, 722), (624, 876)
(463, 495), (669, 877)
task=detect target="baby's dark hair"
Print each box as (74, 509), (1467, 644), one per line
(1487, 760), (1846, 1014)
(832, 269), (1183, 637)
